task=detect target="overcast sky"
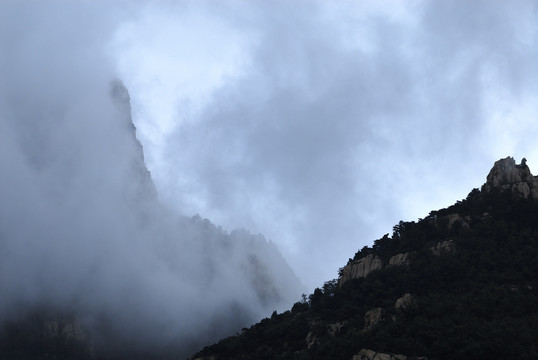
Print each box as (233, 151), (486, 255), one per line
(111, 0), (538, 288)
(1, 1), (305, 353)
(4, 0), (538, 292)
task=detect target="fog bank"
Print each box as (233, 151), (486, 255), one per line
(0, 2), (302, 356)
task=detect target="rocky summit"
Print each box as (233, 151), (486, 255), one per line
(192, 157), (538, 360)
(482, 156), (538, 199)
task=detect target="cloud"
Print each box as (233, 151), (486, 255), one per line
(0, 1), (303, 357)
(111, 0), (538, 287)
(3, 3), (538, 357)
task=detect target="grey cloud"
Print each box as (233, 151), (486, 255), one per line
(3, 1), (538, 356)
(156, 0), (538, 287)
(0, 1), (303, 357)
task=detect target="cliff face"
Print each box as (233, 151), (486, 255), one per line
(109, 79), (158, 205)
(339, 254), (383, 283)
(482, 156), (538, 199)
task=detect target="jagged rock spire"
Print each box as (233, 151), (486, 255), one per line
(110, 79), (158, 204)
(481, 156), (538, 199)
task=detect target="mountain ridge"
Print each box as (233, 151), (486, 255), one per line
(192, 156), (538, 360)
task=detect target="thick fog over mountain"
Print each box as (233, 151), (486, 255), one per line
(0, 2), (301, 355)
(112, 0), (538, 287)
(2, 1), (538, 355)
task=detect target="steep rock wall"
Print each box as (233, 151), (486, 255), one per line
(339, 254), (383, 284)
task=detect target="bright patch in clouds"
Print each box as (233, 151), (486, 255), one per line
(5, 0), (538, 355)
(103, 0), (538, 288)
(112, 3), (253, 175)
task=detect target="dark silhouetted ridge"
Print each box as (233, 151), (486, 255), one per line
(192, 157), (538, 360)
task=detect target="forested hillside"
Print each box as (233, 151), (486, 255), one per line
(192, 157), (538, 360)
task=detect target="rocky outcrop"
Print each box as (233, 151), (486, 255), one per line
(430, 213), (470, 230)
(482, 157), (538, 199)
(364, 308), (383, 330)
(43, 317), (86, 341)
(3, 311), (95, 360)
(305, 331), (317, 349)
(389, 252), (411, 266)
(340, 254), (383, 284)
(352, 349), (428, 360)
(430, 239), (455, 256)
(445, 213), (470, 230)
(395, 293), (415, 311)
(110, 79), (158, 205)
(340, 240), (456, 286)
(327, 321), (347, 336)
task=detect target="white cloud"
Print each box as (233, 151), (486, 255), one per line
(4, 0), (538, 305)
(111, 0), (538, 288)
(0, 2), (304, 356)
(111, 1), (254, 180)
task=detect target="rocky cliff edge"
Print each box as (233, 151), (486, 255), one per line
(481, 156), (538, 199)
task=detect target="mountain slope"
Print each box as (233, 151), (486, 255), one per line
(192, 157), (538, 360)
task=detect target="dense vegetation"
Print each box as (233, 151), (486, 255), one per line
(0, 309), (93, 360)
(192, 188), (538, 359)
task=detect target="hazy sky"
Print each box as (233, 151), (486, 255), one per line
(3, 0), (538, 293)
(0, 1), (304, 354)
(111, 0), (538, 288)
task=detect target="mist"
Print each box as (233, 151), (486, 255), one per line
(2, 0), (538, 356)
(0, 2), (302, 356)
(113, 0), (538, 288)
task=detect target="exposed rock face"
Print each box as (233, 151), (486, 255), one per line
(430, 239), (455, 256)
(445, 213), (470, 230)
(431, 213), (470, 230)
(327, 321), (347, 336)
(43, 317), (86, 341)
(305, 331), (317, 349)
(389, 252), (410, 266)
(340, 252), (411, 286)
(5, 312), (95, 360)
(445, 214), (460, 229)
(352, 349), (428, 360)
(364, 307), (383, 330)
(340, 240), (456, 286)
(395, 293), (415, 311)
(482, 156), (538, 199)
(339, 255), (383, 284)
(110, 79), (158, 204)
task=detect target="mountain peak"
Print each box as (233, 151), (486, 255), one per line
(481, 156), (538, 199)
(109, 79), (158, 204)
